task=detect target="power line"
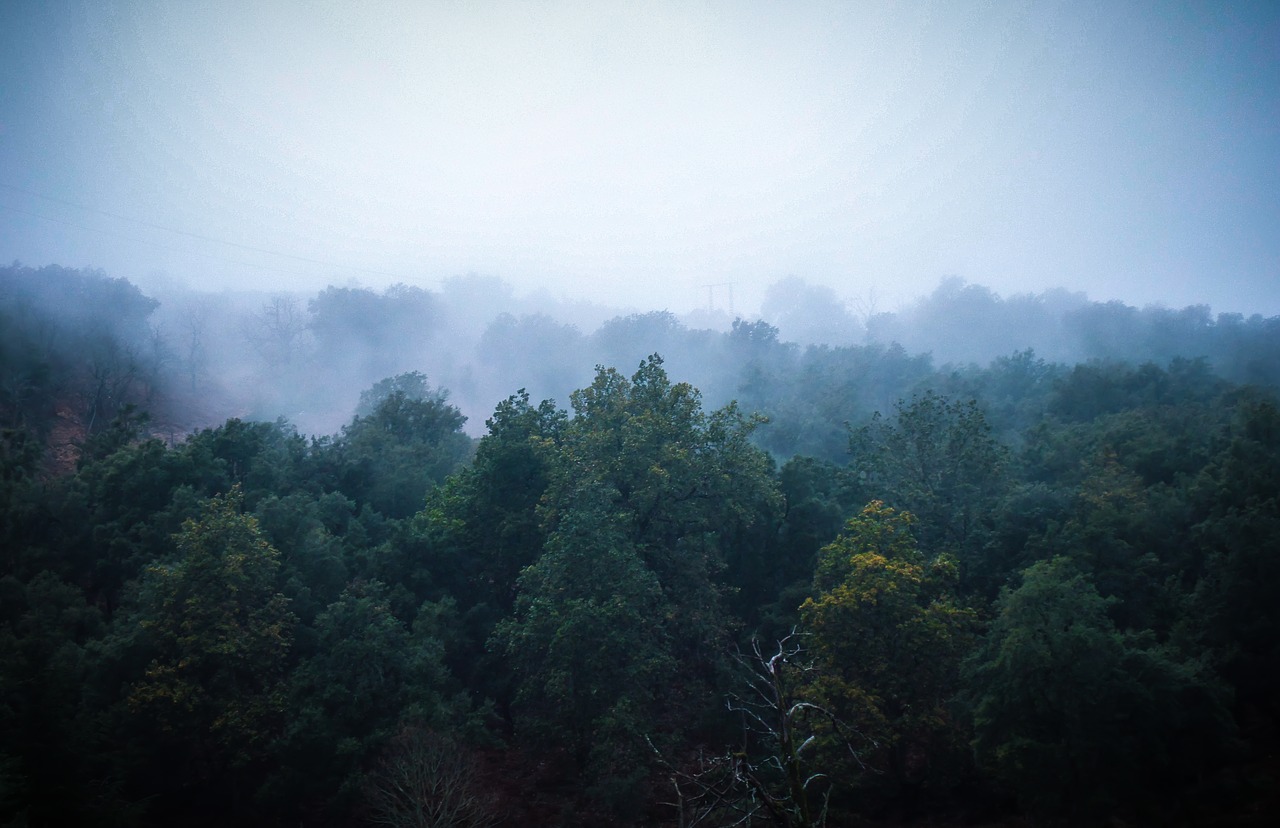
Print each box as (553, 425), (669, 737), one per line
(0, 181), (408, 280)
(0, 202), (317, 277)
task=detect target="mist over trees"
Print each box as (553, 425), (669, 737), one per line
(14, 263), (1279, 462)
(3, 261), (1280, 826)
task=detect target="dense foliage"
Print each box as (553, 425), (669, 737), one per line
(2, 265), (1279, 826)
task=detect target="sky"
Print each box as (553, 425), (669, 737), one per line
(1, 0), (1277, 316)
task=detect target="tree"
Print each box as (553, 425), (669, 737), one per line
(495, 493), (672, 802)
(0, 427), (44, 578)
(760, 277), (863, 347)
(364, 728), (498, 828)
(800, 502), (977, 803)
(963, 557), (1234, 819)
(750, 456), (860, 640)
(851, 391), (1008, 593)
(591, 312), (688, 377)
(0, 266), (168, 444)
(356, 371), (436, 417)
(494, 356), (781, 811)
(125, 487), (296, 810)
(266, 581), (460, 821)
(656, 633), (871, 828)
(477, 314), (589, 408)
(308, 284), (437, 385)
(412, 390), (565, 700)
(542, 355), (781, 663)
(244, 294), (308, 372)
(330, 378), (472, 519)
(1187, 398), (1280, 730)
(0, 571), (110, 825)
(173, 416), (316, 509)
(178, 299), (212, 392)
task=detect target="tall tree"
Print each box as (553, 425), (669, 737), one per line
(124, 488), (297, 815)
(851, 391), (1008, 593)
(267, 580), (461, 821)
(412, 390), (565, 701)
(800, 501), (977, 804)
(494, 356), (781, 810)
(497, 493), (672, 806)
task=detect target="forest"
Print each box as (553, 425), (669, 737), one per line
(2, 263), (1279, 826)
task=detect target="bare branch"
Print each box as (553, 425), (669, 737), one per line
(654, 631), (874, 828)
(364, 728), (499, 828)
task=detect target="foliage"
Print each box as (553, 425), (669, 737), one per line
(1188, 398), (1280, 726)
(124, 487), (296, 803)
(495, 356), (781, 812)
(800, 502), (978, 802)
(497, 495), (672, 777)
(412, 390), (565, 701)
(331, 378), (472, 519)
(1, 264), (164, 451)
(963, 557), (1235, 819)
(851, 392), (1008, 565)
(267, 581), (462, 820)
(356, 371), (437, 417)
(3, 263), (1280, 826)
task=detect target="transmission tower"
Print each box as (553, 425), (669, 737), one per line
(701, 282), (735, 315)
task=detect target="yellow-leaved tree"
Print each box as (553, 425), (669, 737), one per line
(800, 501), (977, 803)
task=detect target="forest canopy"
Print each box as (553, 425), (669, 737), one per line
(2, 264), (1278, 826)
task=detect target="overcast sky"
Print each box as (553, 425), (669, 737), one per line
(1, 0), (1277, 316)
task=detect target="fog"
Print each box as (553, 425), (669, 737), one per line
(5, 263), (1276, 469)
(3, 1), (1278, 316)
(7, 9), (1280, 819)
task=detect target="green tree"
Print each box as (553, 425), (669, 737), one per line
(51, 430), (202, 613)
(265, 581), (461, 821)
(751, 456), (861, 640)
(851, 391), (1008, 594)
(496, 494), (672, 803)
(177, 416), (315, 504)
(963, 557), (1234, 819)
(125, 487), (296, 812)
(1187, 398), (1280, 732)
(0, 427), (44, 579)
(0, 572), (111, 825)
(494, 356), (781, 811)
(356, 371), (436, 417)
(542, 356), (780, 666)
(411, 390), (565, 703)
(420, 390), (563, 613)
(331, 379), (472, 519)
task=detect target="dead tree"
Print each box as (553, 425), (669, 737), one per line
(364, 728), (499, 828)
(653, 632), (873, 828)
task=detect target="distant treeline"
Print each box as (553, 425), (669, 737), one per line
(3, 263), (1279, 463)
(2, 263), (1279, 826)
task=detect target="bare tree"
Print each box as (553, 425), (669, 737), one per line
(848, 287), (881, 341)
(364, 728), (499, 828)
(648, 744), (743, 828)
(0, 365), (40, 431)
(180, 301), (211, 392)
(244, 294), (307, 371)
(82, 334), (143, 436)
(653, 634), (872, 828)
